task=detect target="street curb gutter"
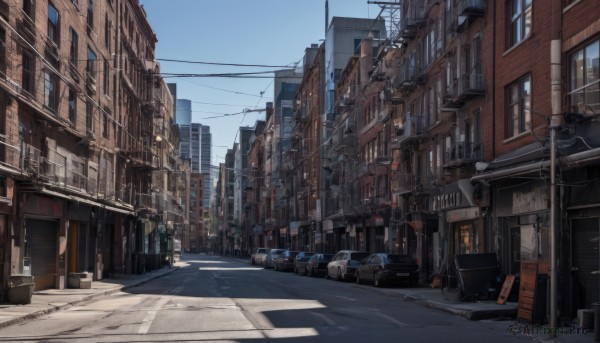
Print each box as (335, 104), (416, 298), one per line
(0, 267), (178, 330)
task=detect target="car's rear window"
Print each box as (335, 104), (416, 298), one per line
(350, 252), (370, 261)
(319, 254), (334, 261)
(258, 249), (267, 253)
(385, 255), (415, 264)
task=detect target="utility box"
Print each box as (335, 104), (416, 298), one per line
(68, 272), (92, 289)
(8, 275), (35, 305)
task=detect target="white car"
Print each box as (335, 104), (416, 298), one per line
(251, 248), (268, 265)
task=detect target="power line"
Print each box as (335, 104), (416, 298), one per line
(157, 58), (298, 69)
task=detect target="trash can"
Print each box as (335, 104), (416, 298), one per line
(8, 275), (35, 305)
(454, 253), (499, 301)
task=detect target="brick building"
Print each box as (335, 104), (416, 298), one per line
(0, 0), (183, 299)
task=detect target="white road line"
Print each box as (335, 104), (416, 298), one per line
(374, 312), (408, 327)
(138, 297), (169, 334)
(170, 286), (184, 295)
(309, 311), (336, 326)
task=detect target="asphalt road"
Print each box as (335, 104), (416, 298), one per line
(0, 254), (538, 342)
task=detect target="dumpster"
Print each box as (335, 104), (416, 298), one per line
(8, 275), (35, 305)
(454, 253), (499, 301)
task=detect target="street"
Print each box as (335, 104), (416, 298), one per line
(0, 254), (542, 342)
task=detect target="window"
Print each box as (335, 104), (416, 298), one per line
(103, 110), (109, 138)
(48, 3), (59, 45)
(87, 47), (96, 79)
(568, 37), (600, 116)
(508, 0), (532, 47)
(44, 71), (58, 112)
(23, 0), (33, 17)
(87, 0), (93, 32)
(103, 59), (110, 95)
(104, 14), (111, 50)
(68, 89), (77, 124)
(69, 27), (78, 65)
(506, 74), (532, 137)
(22, 51), (33, 93)
(86, 101), (94, 132)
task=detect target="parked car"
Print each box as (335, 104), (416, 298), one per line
(326, 250), (370, 281)
(355, 253), (419, 287)
(264, 248), (287, 269)
(251, 248), (268, 265)
(293, 252), (315, 275)
(274, 250), (299, 271)
(305, 253), (334, 277)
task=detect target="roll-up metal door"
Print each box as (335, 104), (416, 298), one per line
(572, 218), (600, 310)
(26, 219), (58, 290)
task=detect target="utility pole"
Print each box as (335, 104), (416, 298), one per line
(549, 39), (561, 333)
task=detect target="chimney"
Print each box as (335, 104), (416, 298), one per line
(360, 35), (373, 83)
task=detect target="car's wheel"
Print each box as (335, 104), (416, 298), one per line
(308, 267), (313, 277)
(337, 268), (342, 281)
(294, 267), (298, 274)
(356, 272), (362, 284)
(374, 272), (384, 288)
(251, 258), (255, 265)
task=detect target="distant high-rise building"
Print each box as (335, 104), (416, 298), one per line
(176, 99), (213, 207)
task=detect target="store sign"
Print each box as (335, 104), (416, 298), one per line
(432, 192), (462, 211)
(446, 207), (479, 223)
(512, 187), (547, 214)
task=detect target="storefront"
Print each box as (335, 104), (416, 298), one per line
(494, 180), (549, 276)
(433, 180), (483, 285)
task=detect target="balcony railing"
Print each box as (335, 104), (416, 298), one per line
(392, 173), (422, 195)
(0, 134), (20, 171)
(116, 182), (133, 204)
(444, 142), (483, 167)
(393, 64), (418, 91)
(135, 193), (155, 211)
(459, 72), (485, 97)
(457, 0), (486, 17)
(128, 150), (159, 169)
(393, 113), (425, 146)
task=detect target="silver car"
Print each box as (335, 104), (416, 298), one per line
(326, 250), (370, 281)
(251, 248), (268, 265)
(264, 248), (287, 269)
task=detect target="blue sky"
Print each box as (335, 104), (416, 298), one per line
(140, 0), (384, 165)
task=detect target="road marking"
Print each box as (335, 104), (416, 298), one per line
(335, 295), (356, 301)
(308, 311), (336, 326)
(138, 297), (169, 334)
(374, 312), (408, 327)
(170, 286), (184, 295)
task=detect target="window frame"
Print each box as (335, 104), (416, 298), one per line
(69, 27), (78, 66)
(47, 2), (59, 45)
(568, 37), (600, 116)
(68, 88), (77, 124)
(87, 47), (96, 80)
(43, 70), (58, 112)
(508, 0), (532, 48)
(87, 0), (94, 32)
(22, 50), (34, 94)
(505, 74), (532, 138)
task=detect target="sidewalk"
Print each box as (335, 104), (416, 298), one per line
(0, 264), (179, 330)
